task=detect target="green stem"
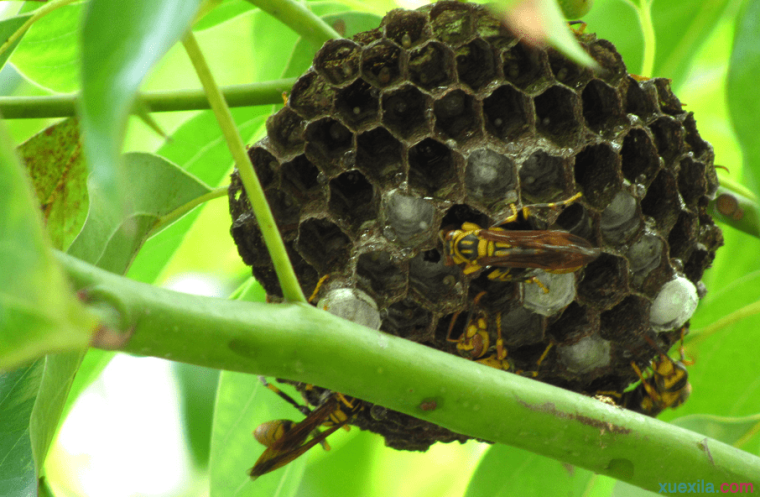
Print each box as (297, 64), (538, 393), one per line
(181, 32), (306, 302)
(0, 0), (81, 59)
(56, 250), (760, 492)
(638, 0), (656, 76)
(0, 80), (296, 119)
(244, 0), (341, 47)
(149, 186), (228, 237)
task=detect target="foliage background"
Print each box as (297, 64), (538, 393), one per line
(1, 0), (758, 495)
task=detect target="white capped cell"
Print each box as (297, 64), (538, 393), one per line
(465, 148), (514, 202)
(558, 335), (611, 374)
(600, 190), (638, 243)
(318, 288), (382, 330)
(386, 191), (435, 242)
(523, 271), (576, 316)
(650, 275), (698, 332)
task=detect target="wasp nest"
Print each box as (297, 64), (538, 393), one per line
(229, 1), (722, 450)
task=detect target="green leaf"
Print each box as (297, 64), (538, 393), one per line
(728, 0), (760, 188)
(0, 13), (33, 71)
(194, 0), (255, 31)
(10, 4), (81, 93)
(67, 152), (211, 273)
(464, 444), (594, 497)
(0, 352), (86, 495)
(79, 0), (202, 219)
(127, 109), (267, 284)
(0, 120), (94, 370)
(210, 372), (307, 497)
(175, 363), (220, 468)
(17, 118), (88, 252)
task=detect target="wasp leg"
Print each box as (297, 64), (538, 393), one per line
(678, 326), (695, 366)
(568, 20), (586, 34)
(631, 361), (660, 404)
(487, 268), (513, 281)
(259, 377), (331, 450)
(309, 274), (331, 303)
(495, 312), (506, 360)
(526, 276), (550, 294)
(522, 192), (583, 218)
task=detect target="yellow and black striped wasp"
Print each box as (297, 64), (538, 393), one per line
(441, 193), (600, 284)
(250, 378), (361, 480)
(621, 333), (691, 416)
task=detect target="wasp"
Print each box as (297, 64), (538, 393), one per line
(250, 381), (361, 480)
(441, 193), (600, 283)
(446, 292), (512, 370)
(621, 334), (691, 416)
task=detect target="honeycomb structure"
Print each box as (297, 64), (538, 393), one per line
(229, 2), (723, 450)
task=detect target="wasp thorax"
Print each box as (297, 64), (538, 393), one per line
(229, 0), (722, 451)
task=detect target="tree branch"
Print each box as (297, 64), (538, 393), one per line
(56, 250), (760, 492)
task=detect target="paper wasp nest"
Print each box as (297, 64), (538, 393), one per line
(229, 2), (723, 450)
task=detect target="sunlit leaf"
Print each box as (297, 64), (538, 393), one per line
(17, 118), (88, 252)
(10, 4), (81, 93)
(79, 0), (202, 221)
(126, 108), (267, 284)
(67, 152), (211, 273)
(727, 0), (760, 186)
(0, 13), (33, 72)
(464, 444), (594, 497)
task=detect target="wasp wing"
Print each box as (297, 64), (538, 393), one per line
(477, 230), (599, 271)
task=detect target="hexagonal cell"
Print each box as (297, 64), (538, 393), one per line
(621, 128), (661, 185)
(288, 71), (335, 120)
(547, 302), (597, 344)
(328, 170), (378, 233)
(599, 296), (650, 342)
(382, 298), (432, 341)
(266, 107), (306, 156)
(280, 155), (323, 207)
(500, 306), (545, 347)
(683, 113), (711, 159)
(548, 48), (588, 88)
(408, 138), (460, 198)
(247, 147), (278, 189)
(648, 117), (684, 167)
(381, 85), (431, 140)
(384, 191), (435, 244)
(534, 85), (582, 145)
(600, 190), (640, 244)
(624, 77), (658, 119)
(677, 157), (708, 207)
(483, 85), (532, 142)
(383, 9), (428, 49)
(627, 233), (664, 287)
(409, 42), (455, 91)
(474, 7), (514, 47)
(668, 211), (699, 261)
(685, 247), (713, 285)
(304, 118), (354, 177)
(523, 271), (577, 316)
(465, 148), (517, 207)
(335, 79), (380, 130)
(652, 78), (683, 116)
(265, 188), (300, 228)
(357, 251), (408, 302)
(314, 39), (362, 86)
(502, 43), (550, 90)
(556, 202), (595, 242)
(581, 80), (623, 131)
(577, 253), (629, 309)
(356, 127), (404, 186)
(558, 334), (611, 374)
(455, 39), (497, 91)
(361, 41), (403, 88)
(573, 144), (621, 209)
(440, 203), (490, 231)
(409, 249), (462, 307)
(434, 89), (480, 143)
(519, 151), (568, 203)
(430, 1), (474, 45)
(641, 171), (680, 233)
(352, 27), (382, 46)
(296, 218), (351, 274)
(588, 39), (626, 85)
